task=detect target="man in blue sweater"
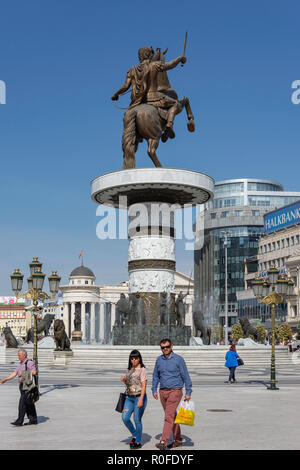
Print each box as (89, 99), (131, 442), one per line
(152, 338), (192, 450)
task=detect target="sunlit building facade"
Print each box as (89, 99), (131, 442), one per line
(194, 178), (300, 328)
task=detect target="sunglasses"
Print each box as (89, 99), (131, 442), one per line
(161, 345), (171, 350)
(130, 356), (140, 360)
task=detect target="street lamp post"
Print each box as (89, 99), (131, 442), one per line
(10, 258), (61, 386)
(252, 266), (294, 390)
(221, 231), (230, 346)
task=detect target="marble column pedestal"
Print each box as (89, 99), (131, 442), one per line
(71, 330), (82, 343)
(91, 168), (214, 346)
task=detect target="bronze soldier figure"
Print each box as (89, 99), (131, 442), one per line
(175, 291), (188, 326)
(115, 293), (130, 327)
(74, 310), (81, 331)
(129, 292), (145, 326)
(159, 292), (168, 326)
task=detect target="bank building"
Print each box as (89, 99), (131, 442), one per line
(194, 178), (300, 330)
(241, 200), (300, 329)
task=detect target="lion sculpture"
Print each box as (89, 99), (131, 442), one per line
(3, 326), (18, 348)
(26, 313), (55, 343)
(239, 317), (261, 343)
(53, 319), (71, 351)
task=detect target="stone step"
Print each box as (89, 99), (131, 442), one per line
(1, 345), (291, 368)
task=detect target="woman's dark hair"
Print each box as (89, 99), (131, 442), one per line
(230, 344), (236, 351)
(128, 349), (145, 370)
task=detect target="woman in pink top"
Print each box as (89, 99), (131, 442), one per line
(120, 350), (147, 449)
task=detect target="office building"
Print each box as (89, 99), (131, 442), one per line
(241, 200), (300, 328)
(194, 178), (300, 328)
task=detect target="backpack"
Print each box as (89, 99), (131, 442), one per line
(23, 360), (39, 405)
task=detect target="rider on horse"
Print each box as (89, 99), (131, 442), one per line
(111, 46), (187, 141)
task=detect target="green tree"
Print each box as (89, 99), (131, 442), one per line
(231, 323), (243, 342)
(255, 324), (267, 343)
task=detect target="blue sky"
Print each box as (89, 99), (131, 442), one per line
(0, 0), (299, 293)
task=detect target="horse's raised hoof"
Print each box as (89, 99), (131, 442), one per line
(165, 124), (175, 139)
(161, 131), (168, 143)
(187, 119), (195, 132)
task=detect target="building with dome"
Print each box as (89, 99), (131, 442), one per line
(59, 264), (194, 344)
(60, 264), (111, 343)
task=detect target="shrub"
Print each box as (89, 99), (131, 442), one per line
(255, 324), (267, 343)
(278, 323), (293, 343)
(231, 323), (243, 342)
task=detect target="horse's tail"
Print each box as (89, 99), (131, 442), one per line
(122, 108), (138, 169)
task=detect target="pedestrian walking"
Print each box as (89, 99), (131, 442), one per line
(225, 344), (240, 384)
(120, 349), (147, 449)
(0, 349), (38, 426)
(152, 338), (192, 450)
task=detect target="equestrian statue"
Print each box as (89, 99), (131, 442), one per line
(111, 34), (195, 169)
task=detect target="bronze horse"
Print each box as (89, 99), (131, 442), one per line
(113, 49), (195, 169)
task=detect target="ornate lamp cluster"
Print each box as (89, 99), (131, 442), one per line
(10, 258), (61, 386)
(252, 266), (295, 305)
(10, 257), (61, 304)
(251, 265), (295, 391)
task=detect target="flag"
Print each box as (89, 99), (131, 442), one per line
(79, 250), (83, 259)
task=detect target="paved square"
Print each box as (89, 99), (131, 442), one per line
(0, 363), (299, 450)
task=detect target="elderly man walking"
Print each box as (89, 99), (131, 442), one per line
(152, 338), (192, 450)
(0, 349), (38, 426)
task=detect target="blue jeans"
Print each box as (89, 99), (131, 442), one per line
(229, 367), (236, 382)
(122, 394), (147, 443)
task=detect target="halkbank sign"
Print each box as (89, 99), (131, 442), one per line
(264, 200), (300, 233)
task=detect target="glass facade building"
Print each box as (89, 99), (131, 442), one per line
(238, 298), (287, 324)
(194, 179), (300, 328)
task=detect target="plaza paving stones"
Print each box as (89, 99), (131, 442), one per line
(0, 362), (299, 450)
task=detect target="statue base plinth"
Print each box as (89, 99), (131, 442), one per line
(53, 350), (74, 366)
(112, 325), (191, 346)
(71, 330), (82, 343)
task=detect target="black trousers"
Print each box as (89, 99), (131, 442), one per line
(228, 367), (236, 382)
(16, 384), (37, 424)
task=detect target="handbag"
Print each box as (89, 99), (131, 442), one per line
(25, 386), (39, 405)
(23, 360), (39, 405)
(237, 357), (244, 366)
(115, 392), (127, 413)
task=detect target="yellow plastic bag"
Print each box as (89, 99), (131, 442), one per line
(174, 399), (195, 426)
